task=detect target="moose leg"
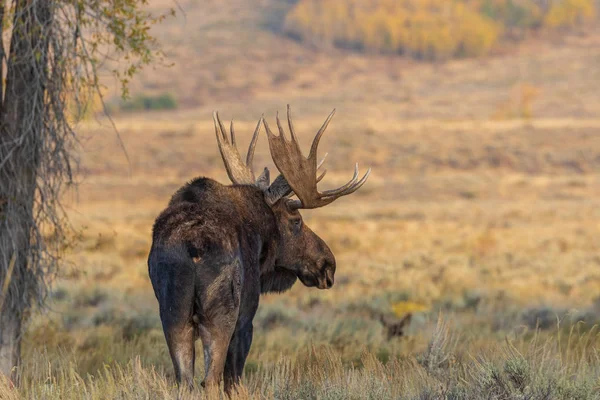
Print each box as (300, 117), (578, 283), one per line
(162, 318), (196, 389)
(223, 322), (254, 394)
(198, 319), (236, 390)
(158, 285), (196, 389)
(197, 260), (242, 390)
(151, 248), (197, 389)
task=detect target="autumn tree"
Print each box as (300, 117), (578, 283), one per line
(0, 0), (170, 380)
(284, 0), (597, 60)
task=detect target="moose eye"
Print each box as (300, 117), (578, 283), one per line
(291, 218), (302, 232)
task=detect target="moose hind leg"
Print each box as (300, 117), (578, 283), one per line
(156, 265), (197, 388)
(198, 319), (237, 390)
(197, 259), (242, 389)
(163, 319), (196, 389)
(224, 322), (254, 394)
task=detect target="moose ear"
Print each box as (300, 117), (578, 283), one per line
(264, 174), (294, 205)
(256, 167), (271, 190)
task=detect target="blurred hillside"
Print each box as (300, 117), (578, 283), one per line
(102, 0), (600, 122)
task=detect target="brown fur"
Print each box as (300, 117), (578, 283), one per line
(148, 177), (335, 393)
(149, 107), (370, 393)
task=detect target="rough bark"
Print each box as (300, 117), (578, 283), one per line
(0, 0), (52, 380)
(0, 309), (21, 379)
(0, 0), (5, 110)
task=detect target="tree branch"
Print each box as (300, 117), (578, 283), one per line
(0, 0), (5, 112)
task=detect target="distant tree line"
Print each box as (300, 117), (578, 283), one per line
(111, 93), (178, 114)
(284, 0), (597, 60)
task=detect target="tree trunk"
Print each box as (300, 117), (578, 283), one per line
(0, 307), (21, 379)
(0, 0), (52, 380)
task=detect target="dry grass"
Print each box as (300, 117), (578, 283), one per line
(4, 317), (600, 399)
(4, 0), (600, 398)
(14, 108), (597, 397)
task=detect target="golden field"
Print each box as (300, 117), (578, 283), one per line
(2, 0), (600, 398)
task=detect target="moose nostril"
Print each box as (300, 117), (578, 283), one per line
(326, 275), (333, 288)
(324, 264), (334, 288)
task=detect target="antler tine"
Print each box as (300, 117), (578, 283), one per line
(276, 111), (287, 141)
(213, 111), (221, 139)
(287, 104), (299, 143)
(230, 120), (236, 146)
(213, 111), (259, 185)
(308, 108), (335, 161)
(322, 167), (371, 198)
(316, 169), (327, 183)
(215, 111), (228, 141)
(317, 153), (328, 170)
(213, 111), (225, 146)
(246, 117), (262, 168)
(316, 153), (328, 183)
(320, 163), (360, 197)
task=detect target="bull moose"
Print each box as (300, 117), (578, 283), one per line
(148, 106), (370, 393)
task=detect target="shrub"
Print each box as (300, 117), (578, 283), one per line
(115, 92), (178, 113)
(480, 0), (544, 31)
(121, 312), (161, 341)
(545, 0), (596, 28)
(73, 287), (108, 308)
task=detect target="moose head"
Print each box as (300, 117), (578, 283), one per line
(213, 105), (370, 290)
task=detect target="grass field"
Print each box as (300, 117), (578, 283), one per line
(2, 0), (600, 398)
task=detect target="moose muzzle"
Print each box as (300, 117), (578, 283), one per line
(316, 257), (335, 289)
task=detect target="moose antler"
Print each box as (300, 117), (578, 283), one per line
(264, 153), (328, 205)
(213, 111), (266, 186)
(263, 105), (370, 209)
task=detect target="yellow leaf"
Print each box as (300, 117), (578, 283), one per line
(391, 301), (430, 317)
